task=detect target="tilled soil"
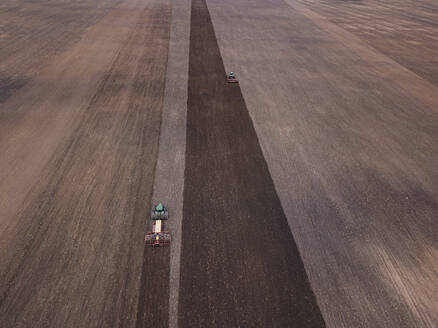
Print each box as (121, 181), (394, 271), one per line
(1, 0), (437, 326)
(298, 0), (438, 86)
(0, 0), (122, 104)
(0, 0), (171, 327)
(206, 0), (438, 326)
(178, 0), (326, 326)
(136, 246), (171, 328)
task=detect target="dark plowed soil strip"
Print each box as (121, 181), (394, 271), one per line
(179, 0), (327, 326)
(136, 246), (171, 328)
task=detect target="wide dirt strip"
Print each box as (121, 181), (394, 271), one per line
(179, 0), (326, 326)
(136, 248), (171, 328)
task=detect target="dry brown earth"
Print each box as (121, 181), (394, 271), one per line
(0, 0), (171, 326)
(207, 0), (438, 326)
(298, 0), (438, 86)
(0, 0), (123, 104)
(1, 0), (437, 327)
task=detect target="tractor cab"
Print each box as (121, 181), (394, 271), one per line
(151, 202), (168, 220)
(154, 203), (165, 214)
(227, 72), (238, 83)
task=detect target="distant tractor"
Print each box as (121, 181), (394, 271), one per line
(226, 71), (238, 83)
(144, 203), (171, 247)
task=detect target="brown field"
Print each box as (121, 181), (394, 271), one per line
(0, 0), (171, 326)
(300, 0), (438, 86)
(0, 0), (437, 327)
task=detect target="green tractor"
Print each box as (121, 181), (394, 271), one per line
(145, 202), (171, 247)
(151, 202), (169, 220)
